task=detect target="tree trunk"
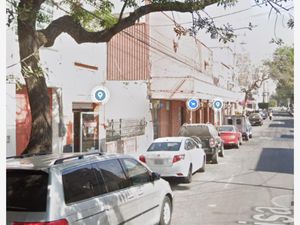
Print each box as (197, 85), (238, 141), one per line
(18, 0), (52, 154)
(242, 92), (249, 115)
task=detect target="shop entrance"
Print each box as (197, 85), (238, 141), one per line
(73, 103), (99, 152)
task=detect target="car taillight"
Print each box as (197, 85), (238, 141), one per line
(173, 154), (185, 163)
(13, 219), (69, 225)
(209, 138), (215, 147)
(139, 155), (146, 163)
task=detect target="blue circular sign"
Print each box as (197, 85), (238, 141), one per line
(212, 98), (223, 111)
(91, 86), (110, 104)
(186, 98), (200, 111)
(95, 90), (106, 101)
(214, 101), (222, 109)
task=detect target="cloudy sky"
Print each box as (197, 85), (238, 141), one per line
(198, 0), (294, 65)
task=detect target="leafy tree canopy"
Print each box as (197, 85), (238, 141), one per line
(264, 46), (294, 104)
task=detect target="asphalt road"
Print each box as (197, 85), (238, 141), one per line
(169, 111), (294, 225)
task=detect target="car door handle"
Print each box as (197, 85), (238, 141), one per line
(137, 187), (143, 196)
(128, 194), (135, 199)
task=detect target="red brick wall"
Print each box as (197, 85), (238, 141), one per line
(158, 100), (170, 137)
(157, 99), (216, 138)
(170, 101), (183, 136)
(16, 87), (53, 155)
(107, 24), (150, 80)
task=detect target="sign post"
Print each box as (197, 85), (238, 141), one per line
(90, 86), (110, 152)
(212, 98), (223, 111)
(212, 98), (224, 126)
(186, 98), (200, 124)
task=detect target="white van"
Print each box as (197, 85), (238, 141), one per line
(7, 152), (173, 225)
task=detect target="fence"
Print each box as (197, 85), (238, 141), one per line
(106, 118), (146, 142)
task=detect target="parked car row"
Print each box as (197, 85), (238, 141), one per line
(138, 123), (224, 185)
(6, 113), (269, 225)
(223, 115), (253, 140)
(138, 112), (267, 186)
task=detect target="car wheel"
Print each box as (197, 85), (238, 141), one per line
(249, 134), (253, 138)
(198, 156), (206, 172)
(239, 138), (243, 145)
(219, 145), (224, 157)
(159, 196), (172, 225)
(212, 151), (218, 164)
(184, 165), (192, 183)
(245, 134), (249, 141)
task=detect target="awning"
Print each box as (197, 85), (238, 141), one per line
(150, 76), (243, 102)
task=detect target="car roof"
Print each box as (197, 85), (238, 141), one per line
(219, 125), (235, 128)
(224, 115), (245, 118)
(153, 137), (188, 143)
(182, 123), (212, 127)
(6, 152), (124, 171)
(249, 113), (260, 116)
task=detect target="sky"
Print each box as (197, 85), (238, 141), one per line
(198, 0), (294, 65)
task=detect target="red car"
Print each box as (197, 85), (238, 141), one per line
(218, 125), (242, 148)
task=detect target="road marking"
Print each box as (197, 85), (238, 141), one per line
(272, 121), (285, 125)
(237, 221), (248, 224)
(208, 204), (216, 208)
(271, 195), (294, 208)
(224, 175), (234, 189)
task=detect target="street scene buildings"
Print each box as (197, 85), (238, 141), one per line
(5, 0), (294, 225)
(6, 4), (249, 157)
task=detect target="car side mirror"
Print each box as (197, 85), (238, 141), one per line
(150, 172), (160, 181)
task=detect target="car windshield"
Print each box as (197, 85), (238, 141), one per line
(147, 142), (181, 151)
(219, 126), (234, 132)
(249, 114), (260, 119)
(7, 169), (49, 212)
(178, 125), (210, 137)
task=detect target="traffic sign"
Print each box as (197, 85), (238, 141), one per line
(212, 98), (223, 111)
(91, 86), (110, 104)
(186, 98), (200, 111)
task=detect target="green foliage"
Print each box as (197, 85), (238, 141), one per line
(6, 0), (17, 27)
(61, 0), (117, 30)
(217, 0), (238, 8)
(264, 46), (293, 81)
(268, 98), (277, 107)
(287, 18), (294, 29)
(258, 102), (269, 109)
(21, 64), (46, 79)
(36, 11), (52, 25)
(264, 46), (294, 104)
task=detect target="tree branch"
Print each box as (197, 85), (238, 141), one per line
(119, 0), (129, 21)
(38, 0), (219, 47)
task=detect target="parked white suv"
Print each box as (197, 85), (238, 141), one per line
(7, 152), (173, 225)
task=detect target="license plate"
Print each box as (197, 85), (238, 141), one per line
(154, 159), (164, 165)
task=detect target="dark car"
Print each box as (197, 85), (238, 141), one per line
(223, 115), (253, 141)
(178, 123), (224, 164)
(259, 110), (268, 120)
(248, 113), (263, 126)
